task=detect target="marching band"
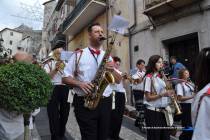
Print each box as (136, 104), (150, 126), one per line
(39, 24), (209, 140)
(1, 22), (209, 140)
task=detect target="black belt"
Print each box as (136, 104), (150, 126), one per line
(147, 106), (166, 112)
(133, 89), (144, 92)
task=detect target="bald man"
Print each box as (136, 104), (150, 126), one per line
(13, 51), (33, 63)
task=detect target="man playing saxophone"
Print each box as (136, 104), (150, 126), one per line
(62, 23), (121, 140)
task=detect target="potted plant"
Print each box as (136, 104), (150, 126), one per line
(0, 62), (52, 140)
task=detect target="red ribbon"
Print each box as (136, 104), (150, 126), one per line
(207, 88), (210, 95)
(90, 49), (100, 55)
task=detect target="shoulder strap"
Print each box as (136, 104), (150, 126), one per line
(185, 82), (194, 93)
(181, 83), (186, 96)
(147, 74), (157, 95)
(43, 60), (53, 72)
(151, 76), (158, 94)
(74, 50), (83, 77)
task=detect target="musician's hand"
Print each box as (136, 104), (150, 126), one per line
(192, 92), (196, 97)
(122, 73), (128, 79)
(55, 61), (62, 71)
(105, 62), (115, 72)
(78, 82), (94, 94)
(133, 79), (139, 85)
(163, 90), (175, 97)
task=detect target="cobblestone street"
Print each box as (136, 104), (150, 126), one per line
(66, 105), (146, 140)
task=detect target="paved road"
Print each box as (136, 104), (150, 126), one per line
(35, 106), (178, 140)
(35, 107), (73, 140)
(66, 105), (146, 140)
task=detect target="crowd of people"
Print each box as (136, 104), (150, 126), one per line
(0, 22), (210, 140)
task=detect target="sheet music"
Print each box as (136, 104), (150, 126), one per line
(60, 51), (74, 61)
(108, 15), (129, 34)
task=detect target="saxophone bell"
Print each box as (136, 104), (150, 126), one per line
(171, 94), (182, 115)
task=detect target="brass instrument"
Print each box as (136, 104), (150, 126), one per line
(122, 73), (143, 85)
(160, 70), (182, 115)
(84, 35), (116, 110)
(41, 49), (65, 73)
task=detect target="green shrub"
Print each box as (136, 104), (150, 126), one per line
(0, 62), (52, 114)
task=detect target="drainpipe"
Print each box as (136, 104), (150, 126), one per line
(127, 0), (137, 106)
(128, 0), (137, 69)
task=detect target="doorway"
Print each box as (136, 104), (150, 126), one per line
(163, 32), (199, 81)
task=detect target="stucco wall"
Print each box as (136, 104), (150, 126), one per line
(130, 1), (210, 68)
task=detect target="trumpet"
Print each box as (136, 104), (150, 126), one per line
(122, 73), (143, 85)
(160, 70), (182, 115)
(41, 50), (65, 73)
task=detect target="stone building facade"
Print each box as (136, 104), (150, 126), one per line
(130, 0), (210, 80)
(0, 28), (23, 55)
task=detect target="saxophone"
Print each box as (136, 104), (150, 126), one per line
(84, 35), (116, 110)
(160, 70), (182, 115)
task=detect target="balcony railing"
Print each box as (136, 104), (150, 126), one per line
(145, 0), (166, 9)
(62, 0), (106, 37)
(144, 0), (202, 17)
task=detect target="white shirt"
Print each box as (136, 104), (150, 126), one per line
(132, 70), (145, 91)
(63, 47), (113, 97)
(0, 109), (24, 140)
(191, 83), (210, 140)
(44, 60), (65, 85)
(143, 73), (170, 108)
(111, 81), (126, 93)
(176, 82), (194, 103)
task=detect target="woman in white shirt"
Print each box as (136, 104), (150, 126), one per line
(144, 55), (174, 140)
(176, 69), (194, 140)
(191, 47), (210, 140)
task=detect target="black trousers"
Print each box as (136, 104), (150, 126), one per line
(109, 92), (125, 140)
(73, 94), (112, 140)
(133, 90), (144, 108)
(145, 108), (170, 140)
(47, 85), (70, 140)
(179, 103), (193, 140)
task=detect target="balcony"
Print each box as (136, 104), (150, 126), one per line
(62, 0), (106, 38)
(143, 0), (202, 17)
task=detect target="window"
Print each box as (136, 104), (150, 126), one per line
(134, 45), (139, 52)
(10, 32), (13, 36)
(9, 40), (12, 45)
(76, 0), (82, 5)
(17, 47), (24, 51)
